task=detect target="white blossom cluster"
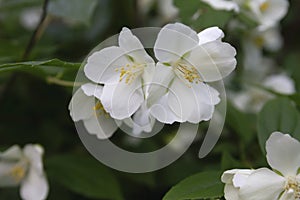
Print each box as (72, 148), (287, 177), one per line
(69, 22), (237, 139)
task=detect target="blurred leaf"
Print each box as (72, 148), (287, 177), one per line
(226, 103), (256, 143)
(257, 97), (300, 154)
(221, 151), (242, 170)
(46, 154), (123, 200)
(48, 0), (98, 25)
(174, 0), (233, 30)
(0, 59), (80, 79)
(163, 171), (223, 200)
(283, 52), (300, 92)
(289, 93), (300, 107)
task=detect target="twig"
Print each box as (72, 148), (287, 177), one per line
(47, 77), (84, 87)
(22, 0), (50, 60)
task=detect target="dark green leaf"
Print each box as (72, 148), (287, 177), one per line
(46, 154), (123, 200)
(257, 97), (300, 154)
(163, 171), (223, 200)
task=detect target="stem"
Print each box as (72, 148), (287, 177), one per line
(22, 0), (50, 60)
(47, 77), (83, 87)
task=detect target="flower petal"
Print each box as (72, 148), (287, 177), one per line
(84, 46), (129, 84)
(201, 0), (240, 12)
(20, 168), (48, 200)
(198, 27), (224, 45)
(150, 93), (182, 124)
(239, 168), (285, 200)
(154, 22), (198, 63)
(23, 144), (44, 174)
(263, 74), (295, 95)
(81, 83), (103, 100)
(187, 41), (237, 82)
(0, 145), (23, 160)
(224, 184), (240, 200)
(101, 79), (144, 120)
(266, 132), (300, 176)
(119, 27), (154, 65)
(83, 114), (118, 139)
(69, 87), (94, 121)
(221, 169), (254, 184)
(147, 62), (175, 107)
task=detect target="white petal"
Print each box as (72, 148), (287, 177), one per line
(147, 62), (175, 107)
(168, 78), (198, 122)
(23, 145), (44, 174)
(81, 83), (103, 100)
(263, 74), (295, 95)
(84, 46), (129, 84)
(83, 114), (118, 139)
(69, 87), (94, 121)
(119, 27), (154, 65)
(20, 168), (48, 200)
(154, 22), (199, 62)
(239, 168), (285, 200)
(201, 0), (240, 12)
(150, 93), (182, 124)
(198, 27), (224, 45)
(187, 41), (237, 82)
(0, 145), (23, 160)
(157, 0), (179, 20)
(266, 132), (300, 176)
(221, 169), (254, 184)
(224, 184), (240, 200)
(132, 103), (154, 134)
(100, 79), (144, 120)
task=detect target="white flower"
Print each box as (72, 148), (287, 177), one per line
(201, 0), (240, 12)
(148, 23), (236, 124)
(69, 83), (118, 139)
(221, 169), (255, 200)
(84, 27), (155, 120)
(231, 74), (295, 113)
(236, 132), (300, 200)
(242, 26), (283, 70)
(239, 0), (289, 28)
(0, 144), (48, 200)
(20, 7), (42, 30)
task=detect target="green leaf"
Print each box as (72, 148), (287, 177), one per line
(163, 171), (223, 200)
(226, 103), (256, 144)
(174, 0), (233, 30)
(46, 154), (123, 200)
(257, 97), (300, 154)
(0, 59), (80, 79)
(48, 0), (98, 25)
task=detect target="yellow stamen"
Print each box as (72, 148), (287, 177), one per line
(93, 101), (109, 118)
(176, 63), (202, 87)
(115, 63), (144, 84)
(254, 36), (264, 47)
(10, 166), (26, 182)
(260, 2), (269, 12)
(285, 177), (300, 199)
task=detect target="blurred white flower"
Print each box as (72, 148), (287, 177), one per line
(231, 74), (295, 113)
(69, 83), (118, 139)
(239, 0), (289, 28)
(221, 169), (255, 200)
(0, 144), (48, 200)
(84, 27), (155, 120)
(222, 132), (300, 199)
(19, 7), (42, 30)
(242, 26), (283, 70)
(201, 0), (240, 12)
(148, 23), (236, 124)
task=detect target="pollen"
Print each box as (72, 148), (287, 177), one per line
(254, 36), (264, 48)
(10, 165), (26, 182)
(115, 63), (144, 84)
(260, 1), (269, 12)
(285, 177), (300, 199)
(176, 63), (202, 86)
(93, 101), (109, 118)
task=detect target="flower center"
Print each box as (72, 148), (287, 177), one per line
(174, 62), (201, 87)
(260, 1), (269, 12)
(285, 177), (300, 199)
(93, 101), (109, 117)
(115, 63), (144, 84)
(10, 165), (26, 182)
